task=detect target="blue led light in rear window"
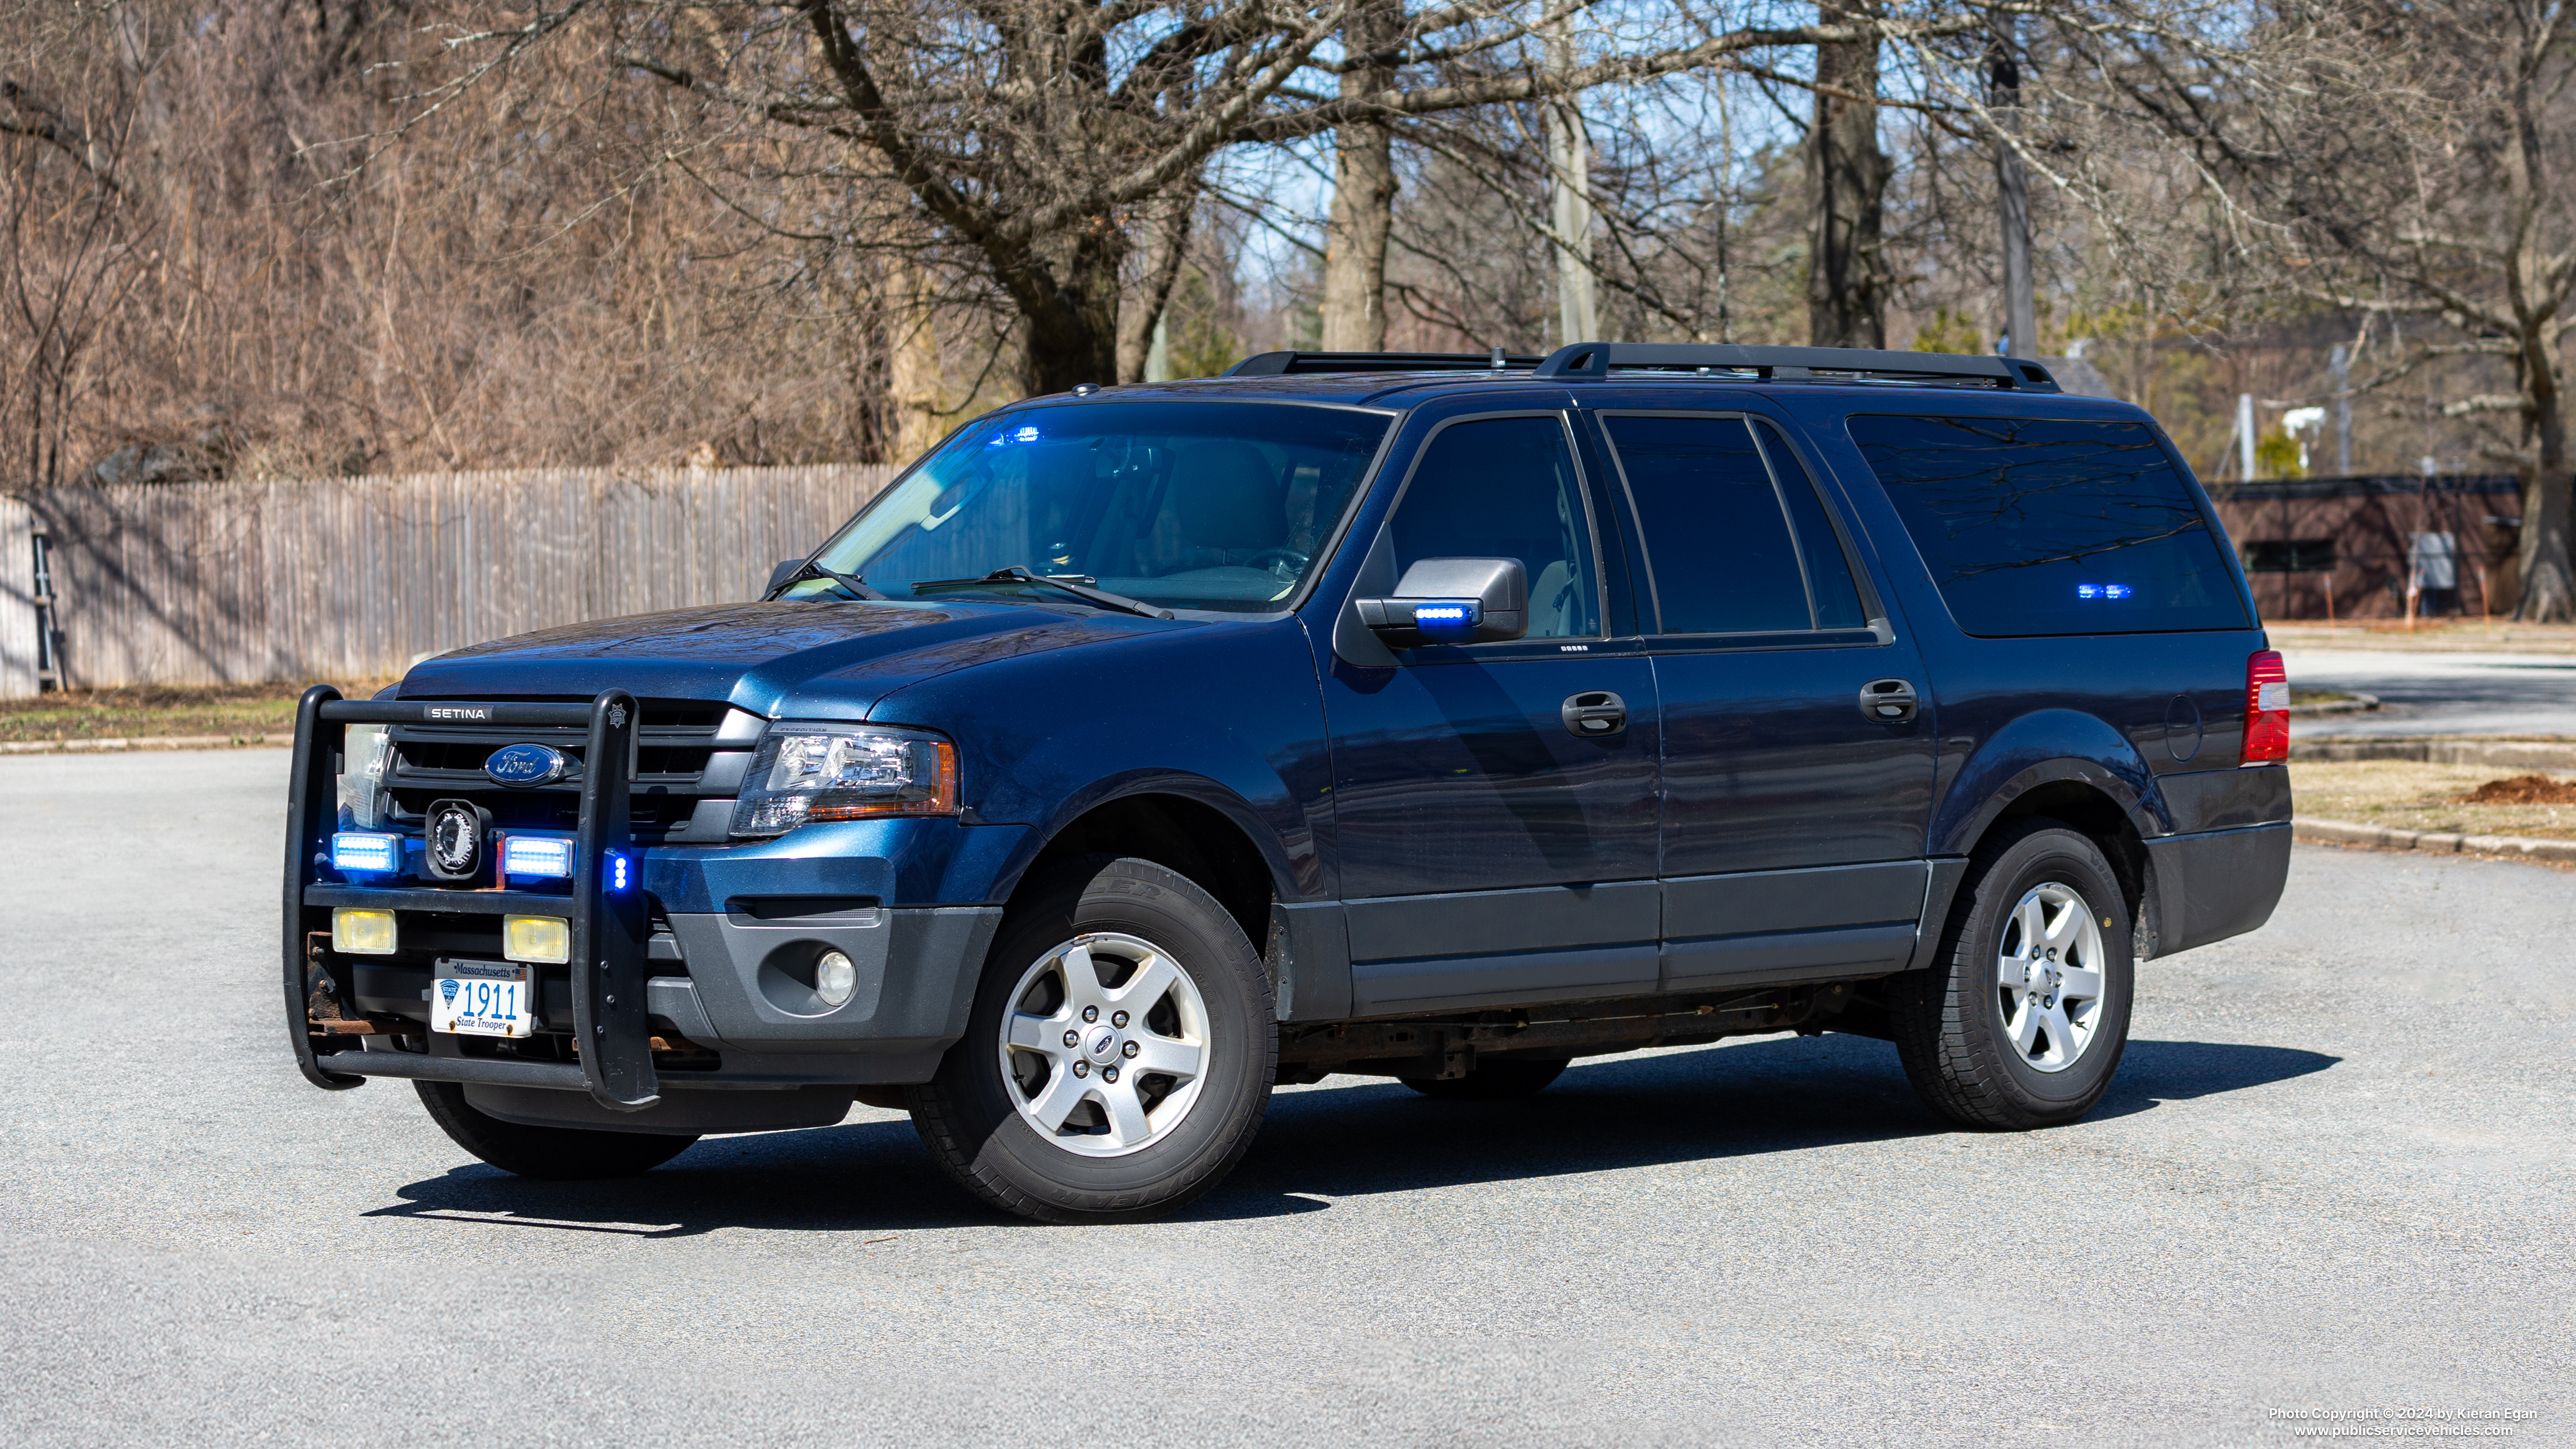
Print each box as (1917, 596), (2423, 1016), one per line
(2075, 583), (2134, 600)
(330, 832), (401, 875)
(500, 836), (575, 879)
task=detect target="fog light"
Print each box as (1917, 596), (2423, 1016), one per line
(815, 950), (856, 1008)
(332, 907), (397, 956)
(503, 915), (571, 964)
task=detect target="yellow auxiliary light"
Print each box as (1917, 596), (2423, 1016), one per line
(502, 915), (571, 965)
(332, 908), (398, 956)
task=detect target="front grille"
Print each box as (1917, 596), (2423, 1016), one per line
(383, 694), (756, 842)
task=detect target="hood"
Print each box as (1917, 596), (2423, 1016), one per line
(398, 598), (1174, 718)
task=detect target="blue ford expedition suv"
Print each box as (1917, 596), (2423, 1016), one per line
(285, 343), (2294, 1222)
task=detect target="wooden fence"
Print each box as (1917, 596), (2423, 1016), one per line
(2, 464), (898, 694)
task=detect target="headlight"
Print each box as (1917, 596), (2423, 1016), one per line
(730, 724), (958, 837)
(337, 724), (392, 831)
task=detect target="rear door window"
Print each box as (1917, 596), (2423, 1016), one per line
(1600, 413), (1868, 635)
(1848, 414), (2247, 636)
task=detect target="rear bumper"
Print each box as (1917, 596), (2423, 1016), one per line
(2143, 822), (2292, 957)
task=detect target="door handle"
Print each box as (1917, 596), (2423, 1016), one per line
(1859, 678), (1919, 724)
(1561, 690), (1628, 738)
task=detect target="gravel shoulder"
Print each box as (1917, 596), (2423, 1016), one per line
(3, 749), (2570, 1449)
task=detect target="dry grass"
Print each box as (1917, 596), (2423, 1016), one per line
(0, 681), (391, 744)
(2288, 760), (2576, 840)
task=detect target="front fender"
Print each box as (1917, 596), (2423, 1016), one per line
(865, 618), (1332, 904)
(1933, 707), (2173, 857)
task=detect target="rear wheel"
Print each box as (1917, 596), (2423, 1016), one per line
(905, 857), (1276, 1223)
(1400, 1056), (1570, 1100)
(413, 1080), (698, 1179)
(1889, 820), (2134, 1130)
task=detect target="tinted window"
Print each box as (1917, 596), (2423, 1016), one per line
(1756, 423), (1871, 629)
(1388, 417), (1600, 638)
(1849, 414), (2248, 636)
(812, 402), (1387, 612)
(1603, 415), (1806, 633)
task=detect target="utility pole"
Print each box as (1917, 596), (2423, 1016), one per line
(1544, 19), (1598, 347)
(2330, 344), (2353, 476)
(2238, 392), (2258, 483)
(1989, 22), (2035, 359)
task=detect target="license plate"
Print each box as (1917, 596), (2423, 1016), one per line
(432, 959), (536, 1038)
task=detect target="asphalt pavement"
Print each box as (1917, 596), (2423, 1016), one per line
(2282, 645), (2576, 737)
(3, 749), (2570, 1448)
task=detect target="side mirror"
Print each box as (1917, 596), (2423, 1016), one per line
(1355, 558), (1528, 647)
(765, 558), (805, 597)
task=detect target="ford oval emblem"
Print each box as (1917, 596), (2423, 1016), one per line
(485, 742), (567, 788)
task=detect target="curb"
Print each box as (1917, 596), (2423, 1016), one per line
(2294, 816), (2576, 862)
(0, 734), (281, 755)
(2290, 737), (2576, 769)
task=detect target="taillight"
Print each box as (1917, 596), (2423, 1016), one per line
(2242, 650), (2288, 764)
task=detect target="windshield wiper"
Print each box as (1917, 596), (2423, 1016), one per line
(769, 558), (886, 602)
(909, 566), (1173, 620)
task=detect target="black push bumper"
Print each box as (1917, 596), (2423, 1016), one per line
(285, 687), (665, 1112)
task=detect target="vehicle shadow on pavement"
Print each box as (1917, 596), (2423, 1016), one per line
(362, 1033), (2336, 1235)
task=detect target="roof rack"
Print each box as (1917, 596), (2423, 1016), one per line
(1534, 342), (2058, 390)
(1224, 349), (1545, 377)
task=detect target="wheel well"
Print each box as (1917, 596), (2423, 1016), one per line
(1992, 780), (2151, 933)
(1021, 793), (1276, 948)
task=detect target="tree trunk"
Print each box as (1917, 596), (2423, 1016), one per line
(1117, 194), (1194, 383)
(1321, 0), (1401, 352)
(2521, 339), (2576, 620)
(1010, 221), (1126, 396)
(1544, 22), (1596, 348)
(885, 256), (947, 465)
(1807, 6), (1891, 349)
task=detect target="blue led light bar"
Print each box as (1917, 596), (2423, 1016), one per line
(499, 835), (576, 879)
(330, 831), (402, 876)
(2076, 583), (2134, 600)
(1411, 601), (1478, 627)
(605, 850), (634, 892)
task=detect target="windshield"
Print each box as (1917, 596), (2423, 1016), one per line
(797, 401), (1391, 613)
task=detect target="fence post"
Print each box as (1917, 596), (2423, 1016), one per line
(0, 498), (38, 698)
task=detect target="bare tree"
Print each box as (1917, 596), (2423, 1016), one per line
(593, 1), (2000, 390)
(2028, 0), (2576, 619)
(1808, 0), (1893, 346)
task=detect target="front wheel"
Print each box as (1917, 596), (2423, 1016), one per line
(905, 857), (1276, 1223)
(1889, 820), (2135, 1130)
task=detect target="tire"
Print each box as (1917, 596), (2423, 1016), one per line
(1399, 1055), (1570, 1100)
(413, 1080), (698, 1179)
(1889, 818), (2135, 1131)
(905, 856), (1276, 1224)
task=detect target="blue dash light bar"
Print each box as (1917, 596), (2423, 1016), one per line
(330, 831), (402, 876)
(499, 835), (576, 879)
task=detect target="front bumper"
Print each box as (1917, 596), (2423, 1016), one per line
(285, 689), (1002, 1117)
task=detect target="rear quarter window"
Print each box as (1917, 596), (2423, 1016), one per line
(1847, 414), (2248, 636)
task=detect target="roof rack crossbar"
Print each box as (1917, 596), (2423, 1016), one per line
(1531, 342), (2059, 391)
(1224, 350), (1545, 377)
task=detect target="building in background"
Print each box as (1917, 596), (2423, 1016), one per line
(2207, 475), (2523, 621)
